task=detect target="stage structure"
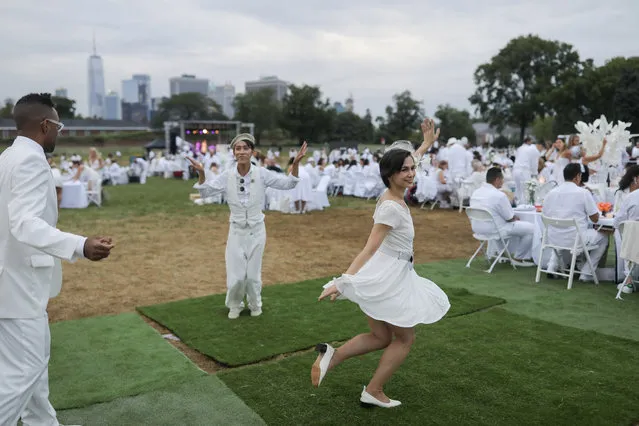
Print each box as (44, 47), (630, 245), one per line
(163, 120), (255, 153)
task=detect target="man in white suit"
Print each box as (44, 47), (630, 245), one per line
(0, 93), (114, 425)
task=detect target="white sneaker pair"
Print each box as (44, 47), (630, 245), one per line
(228, 308), (262, 319)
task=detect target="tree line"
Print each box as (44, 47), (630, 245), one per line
(1, 34), (637, 146)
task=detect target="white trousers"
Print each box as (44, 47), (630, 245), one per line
(548, 229), (608, 280)
(0, 315), (58, 426)
(225, 223), (266, 311)
(513, 168), (531, 204)
(500, 221), (535, 260)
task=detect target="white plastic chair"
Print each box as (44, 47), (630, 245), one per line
(616, 221), (638, 300)
(86, 178), (102, 207)
(535, 215), (600, 289)
(465, 207), (517, 273)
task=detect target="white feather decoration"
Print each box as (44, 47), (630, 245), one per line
(574, 115), (632, 167)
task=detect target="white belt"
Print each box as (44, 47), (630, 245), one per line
(377, 245), (413, 263)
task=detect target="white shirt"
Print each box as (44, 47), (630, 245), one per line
(194, 165), (299, 207)
(514, 143), (540, 174)
(469, 183), (514, 234)
(614, 189), (639, 229)
(543, 182), (599, 246)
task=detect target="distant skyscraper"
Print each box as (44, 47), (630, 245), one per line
(121, 74), (151, 119)
(169, 74), (209, 96)
(345, 94), (354, 113)
(104, 91), (121, 120)
(211, 82), (236, 118)
(245, 76), (288, 102)
(54, 88), (68, 98)
(87, 36), (106, 118)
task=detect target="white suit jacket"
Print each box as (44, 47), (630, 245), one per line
(0, 136), (86, 319)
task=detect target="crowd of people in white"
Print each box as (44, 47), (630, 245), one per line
(47, 132), (639, 294)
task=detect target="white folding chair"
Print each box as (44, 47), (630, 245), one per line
(465, 207), (517, 273)
(616, 221), (638, 300)
(535, 215), (600, 289)
(86, 178), (102, 207)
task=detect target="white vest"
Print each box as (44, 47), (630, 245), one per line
(226, 166), (265, 228)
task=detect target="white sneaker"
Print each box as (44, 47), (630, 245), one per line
(250, 308), (262, 317)
(228, 308), (242, 319)
(311, 343), (335, 387)
(617, 283), (634, 294)
(360, 386), (401, 408)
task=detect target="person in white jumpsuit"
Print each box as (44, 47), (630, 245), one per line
(189, 134), (307, 319)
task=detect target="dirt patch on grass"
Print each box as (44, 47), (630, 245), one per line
(48, 205), (475, 322)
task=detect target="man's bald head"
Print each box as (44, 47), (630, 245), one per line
(13, 93), (56, 131)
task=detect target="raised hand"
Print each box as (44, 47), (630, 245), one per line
(293, 141), (308, 164)
(84, 236), (114, 261)
(318, 284), (341, 302)
(186, 157), (204, 174)
(420, 118), (440, 146)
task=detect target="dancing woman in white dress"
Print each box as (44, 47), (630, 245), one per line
(311, 119), (451, 408)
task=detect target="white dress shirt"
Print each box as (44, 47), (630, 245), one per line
(469, 183), (514, 234)
(614, 189), (639, 228)
(543, 182), (599, 246)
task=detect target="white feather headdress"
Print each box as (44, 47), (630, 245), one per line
(574, 115), (632, 167)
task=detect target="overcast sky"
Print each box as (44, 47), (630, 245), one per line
(0, 0), (636, 119)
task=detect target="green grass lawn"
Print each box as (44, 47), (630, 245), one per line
(49, 313), (205, 409)
(415, 259), (639, 342)
(57, 376), (265, 426)
(57, 176), (376, 226)
(138, 279), (503, 366)
(219, 308), (639, 426)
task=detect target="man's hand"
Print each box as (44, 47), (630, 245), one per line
(84, 237), (114, 261)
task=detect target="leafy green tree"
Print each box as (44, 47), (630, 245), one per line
(376, 91), (424, 141)
(151, 93), (226, 129)
(280, 84), (334, 143)
(0, 98), (14, 119)
(51, 96), (77, 119)
(469, 34), (584, 142)
(233, 88), (281, 144)
(532, 115), (555, 143)
(434, 104), (477, 144)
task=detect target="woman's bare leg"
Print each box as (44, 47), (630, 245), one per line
(366, 325), (415, 402)
(328, 317), (392, 370)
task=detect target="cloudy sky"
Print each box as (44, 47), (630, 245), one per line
(0, 0), (636, 118)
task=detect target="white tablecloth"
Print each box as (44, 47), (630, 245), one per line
(60, 181), (88, 209)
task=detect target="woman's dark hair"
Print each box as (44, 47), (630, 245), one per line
(619, 165), (639, 191)
(379, 149), (413, 188)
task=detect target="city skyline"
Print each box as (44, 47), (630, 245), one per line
(0, 0), (637, 119)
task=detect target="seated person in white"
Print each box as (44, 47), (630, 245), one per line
(189, 134), (307, 319)
(613, 165), (639, 291)
(469, 167), (535, 262)
(614, 165), (639, 228)
(543, 163), (607, 281)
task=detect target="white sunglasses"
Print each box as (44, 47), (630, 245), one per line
(43, 118), (64, 133)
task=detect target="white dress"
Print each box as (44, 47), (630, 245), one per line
(328, 199), (451, 328)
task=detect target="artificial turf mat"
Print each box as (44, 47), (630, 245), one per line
(218, 308), (639, 426)
(49, 312), (206, 410)
(57, 376), (265, 425)
(415, 259), (639, 342)
(137, 277), (504, 366)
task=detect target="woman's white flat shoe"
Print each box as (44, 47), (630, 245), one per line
(311, 343), (335, 387)
(360, 386), (401, 408)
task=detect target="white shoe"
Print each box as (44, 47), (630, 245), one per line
(311, 343), (335, 387)
(618, 283), (634, 294)
(228, 308), (242, 319)
(360, 386), (401, 408)
(250, 308), (262, 317)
